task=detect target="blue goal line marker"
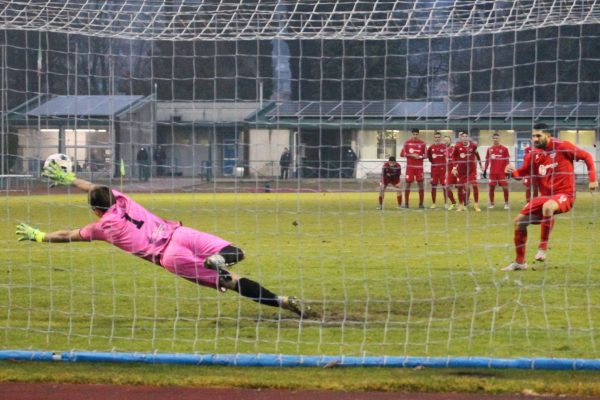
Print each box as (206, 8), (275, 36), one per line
(1, 351), (599, 370)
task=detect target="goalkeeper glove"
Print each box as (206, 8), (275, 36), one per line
(42, 162), (76, 186)
(482, 171), (487, 179)
(16, 223), (46, 242)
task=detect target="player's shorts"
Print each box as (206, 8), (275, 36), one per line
(456, 173), (477, 185)
(381, 179), (401, 188)
(160, 226), (232, 289)
(405, 168), (424, 183)
(446, 171), (457, 185)
(519, 194), (574, 223)
(488, 173), (508, 186)
(430, 167), (446, 186)
(523, 176), (539, 187)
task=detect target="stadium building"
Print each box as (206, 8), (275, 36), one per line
(5, 97), (599, 180)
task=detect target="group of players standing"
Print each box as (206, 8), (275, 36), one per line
(379, 128), (533, 212)
(378, 123), (598, 272)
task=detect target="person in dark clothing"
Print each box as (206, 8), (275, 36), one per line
(279, 147), (291, 180)
(342, 146), (357, 178)
(154, 146), (167, 177)
(136, 147), (150, 181)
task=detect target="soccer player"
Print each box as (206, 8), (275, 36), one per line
(522, 143), (540, 202)
(426, 131), (448, 209)
(16, 163), (315, 318)
(451, 130), (484, 211)
(400, 128), (427, 208)
(484, 133), (511, 209)
(378, 156), (403, 210)
(443, 135), (458, 210)
(502, 123), (598, 271)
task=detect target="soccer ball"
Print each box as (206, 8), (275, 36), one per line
(44, 153), (73, 173)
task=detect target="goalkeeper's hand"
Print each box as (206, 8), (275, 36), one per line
(16, 223), (46, 242)
(482, 171), (487, 179)
(42, 162), (76, 186)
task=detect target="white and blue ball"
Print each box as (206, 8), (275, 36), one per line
(44, 153), (73, 173)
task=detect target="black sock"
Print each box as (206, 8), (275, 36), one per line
(236, 278), (280, 308)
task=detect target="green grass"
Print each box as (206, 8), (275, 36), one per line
(1, 191), (600, 365)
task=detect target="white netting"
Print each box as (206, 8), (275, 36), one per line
(1, 0), (600, 41)
(1, 0), (599, 362)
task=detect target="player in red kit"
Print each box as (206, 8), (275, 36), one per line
(443, 135), (458, 210)
(400, 128), (427, 208)
(426, 132), (448, 209)
(451, 130), (484, 211)
(378, 156), (403, 210)
(503, 123), (598, 271)
(484, 133), (511, 209)
(522, 144), (540, 202)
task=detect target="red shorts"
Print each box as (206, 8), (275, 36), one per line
(519, 194), (574, 223)
(489, 173), (508, 186)
(430, 167), (446, 186)
(405, 169), (424, 183)
(456, 173), (477, 185)
(523, 176), (539, 187)
(446, 172), (457, 185)
(382, 178), (401, 188)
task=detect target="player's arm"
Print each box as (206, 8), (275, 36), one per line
(484, 149), (490, 172)
(16, 223), (85, 243)
(475, 148), (484, 169)
(506, 151), (533, 179)
(569, 143), (598, 190)
(42, 162), (98, 193)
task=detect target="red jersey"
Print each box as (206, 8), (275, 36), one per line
(400, 138), (426, 170)
(446, 145), (456, 169)
(521, 146), (538, 175)
(381, 161), (402, 183)
(427, 143), (448, 169)
(485, 144), (510, 175)
(452, 141), (481, 176)
(512, 139), (596, 197)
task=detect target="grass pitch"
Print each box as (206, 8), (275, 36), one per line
(2, 190), (599, 361)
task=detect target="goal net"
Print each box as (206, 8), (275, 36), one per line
(1, 0), (599, 367)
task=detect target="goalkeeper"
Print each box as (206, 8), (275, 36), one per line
(16, 163), (314, 318)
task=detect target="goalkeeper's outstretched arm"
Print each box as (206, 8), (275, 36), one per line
(42, 162), (99, 193)
(16, 223), (84, 243)
(72, 177), (96, 193)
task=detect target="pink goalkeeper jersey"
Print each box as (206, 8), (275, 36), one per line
(79, 190), (181, 264)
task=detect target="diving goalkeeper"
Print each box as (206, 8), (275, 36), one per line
(16, 163), (314, 318)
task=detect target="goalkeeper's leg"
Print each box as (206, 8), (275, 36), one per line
(205, 245), (245, 270)
(218, 271), (315, 318)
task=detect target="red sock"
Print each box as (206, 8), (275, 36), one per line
(458, 187), (465, 204)
(404, 189), (410, 206)
(432, 188), (437, 203)
(539, 217), (555, 251)
(418, 189), (424, 206)
(447, 189), (455, 204)
(503, 187), (509, 203)
(514, 228), (528, 264)
(489, 186), (495, 204)
(378, 196), (383, 206)
(472, 185), (479, 203)
(396, 193), (402, 206)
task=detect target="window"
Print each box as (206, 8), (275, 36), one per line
(558, 130), (595, 146)
(377, 130), (399, 159)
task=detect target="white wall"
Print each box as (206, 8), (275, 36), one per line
(248, 128), (291, 178)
